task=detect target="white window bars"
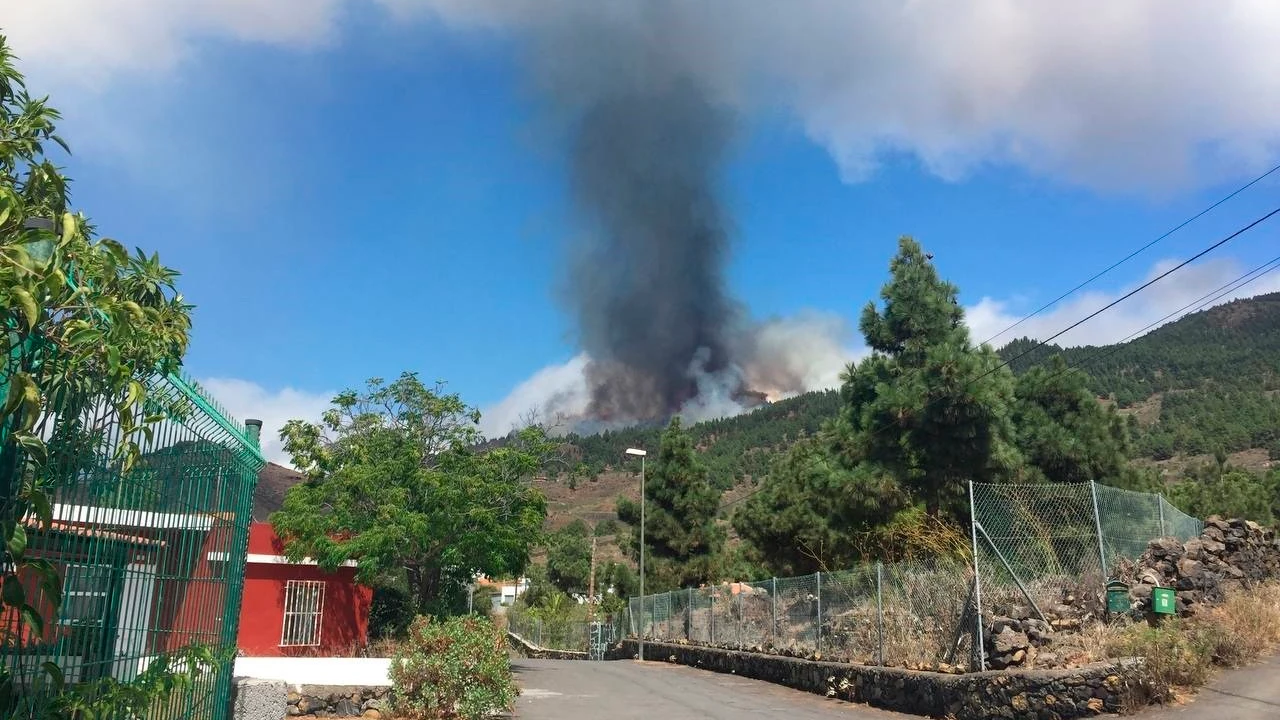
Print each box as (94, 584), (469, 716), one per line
(280, 580), (325, 647)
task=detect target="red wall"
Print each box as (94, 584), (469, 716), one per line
(236, 523), (372, 656)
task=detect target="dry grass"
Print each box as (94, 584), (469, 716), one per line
(1196, 582), (1280, 667)
(1097, 581), (1280, 708)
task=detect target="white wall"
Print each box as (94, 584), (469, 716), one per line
(233, 657), (392, 687)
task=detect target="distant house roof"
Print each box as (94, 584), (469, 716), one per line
(253, 462), (305, 522)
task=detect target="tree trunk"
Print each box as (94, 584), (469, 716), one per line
(407, 565), (443, 615)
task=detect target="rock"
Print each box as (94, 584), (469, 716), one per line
(1011, 694), (1029, 712)
(1203, 525), (1226, 543)
(287, 691), (301, 705)
(1151, 537), (1184, 559)
(296, 696), (320, 715)
(286, 706), (302, 717)
(993, 628), (1029, 654)
(1010, 649), (1026, 664)
(362, 712), (382, 719)
(1177, 557), (1205, 580)
(361, 699), (388, 712)
(333, 699), (361, 716)
(1129, 583), (1153, 600)
(1087, 697), (1105, 713)
(1183, 538), (1205, 560)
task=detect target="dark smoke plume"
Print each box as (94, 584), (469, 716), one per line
(568, 82), (740, 422)
(521, 6), (746, 424)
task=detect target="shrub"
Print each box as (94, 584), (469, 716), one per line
(1196, 582), (1280, 667)
(1108, 620), (1217, 703)
(390, 615), (517, 720)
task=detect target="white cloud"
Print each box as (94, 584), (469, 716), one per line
(10, 2), (1280, 192)
(967, 257), (1280, 348)
(403, 0), (1280, 192)
(4, 0), (347, 89)
(198, 378), (333, 466)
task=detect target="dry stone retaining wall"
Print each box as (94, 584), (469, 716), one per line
(284, 685), (392, 718)
(1118, 516), (1280, 616)
(616, 639), (1136, 719)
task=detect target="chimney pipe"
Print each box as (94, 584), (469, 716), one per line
(244, 419), (263, 450)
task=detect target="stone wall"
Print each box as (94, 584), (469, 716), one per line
(285, 685), (392, 718)
(506, 630), (591, 660)
(1118, 516), (1280, 616)
(617, 640), (1136, 720)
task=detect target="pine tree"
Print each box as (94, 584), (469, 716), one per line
(617, 416), (723, 588)
(1011, 356), (1133, 485)
(839, 237), (1022, 519)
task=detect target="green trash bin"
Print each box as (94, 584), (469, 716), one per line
(1106, 580), (1130, 614)
(1152, 586), (1176, 615)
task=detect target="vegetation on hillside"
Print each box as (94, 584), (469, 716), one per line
(542, 244), (1280, 583)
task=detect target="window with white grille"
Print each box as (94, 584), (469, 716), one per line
(280, 580), (325, 647)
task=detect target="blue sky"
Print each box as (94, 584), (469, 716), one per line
(8, 2), (1280, 461)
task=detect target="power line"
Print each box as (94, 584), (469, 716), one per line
(718, 208), (1280, 514)
(1057, 253), (1280, 378)
(984, 204), (1280, 382)
(980, 162), (1280, 347)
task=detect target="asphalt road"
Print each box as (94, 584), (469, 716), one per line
(1138, 653), (1280, 720)
(512, 655), (1280, 720)
(511, 659), (909, 720)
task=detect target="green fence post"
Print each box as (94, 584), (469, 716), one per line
(771, 577), (778, 646)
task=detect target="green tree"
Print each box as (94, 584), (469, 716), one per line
(271, 373), (550, 615)
(1012, 357), (1133, 485)
(616, 416), (723, 588)
(732, 435), (910, 575)
(1169, 466), (1277, 525)
(546, 519), (592, 596)
(838, 237), (1021, 518)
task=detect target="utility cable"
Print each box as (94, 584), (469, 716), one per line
(718, 209), (1280, 513)
(980, 162), (1280, 347)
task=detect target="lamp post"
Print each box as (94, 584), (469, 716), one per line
(625, 447), (647, 662)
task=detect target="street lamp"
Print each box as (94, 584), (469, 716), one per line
(625, 447), (646, 662)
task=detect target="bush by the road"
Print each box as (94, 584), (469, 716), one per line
(390, 615), (517, 719)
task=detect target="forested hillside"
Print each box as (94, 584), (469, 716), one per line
(566, 292), (1280, 484)
(1000, 292), (1280, 459)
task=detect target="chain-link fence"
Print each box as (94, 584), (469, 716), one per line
(628, 558), (975, 667)
(505, 607), (625, 656)
(971, 481), (1202, 621)
(629, 481), (1201, 671)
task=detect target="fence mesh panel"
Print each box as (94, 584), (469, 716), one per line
(2, 340), (262, 719)
(628, 481), (1200, 671)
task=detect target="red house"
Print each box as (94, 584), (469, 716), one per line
(237, 464), (373, 656)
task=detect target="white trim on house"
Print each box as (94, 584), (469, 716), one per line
(206, 551), (357, 568)
(51, 504), (213, 531)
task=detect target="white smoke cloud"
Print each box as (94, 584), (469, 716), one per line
(476, 354), (591, 439)
(198, 378), (334, 466)
(484, 257), (1280, 428)
(7, 2), (1280, 192)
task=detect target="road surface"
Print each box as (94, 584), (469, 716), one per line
(1139, 653), (1280, 720)
(511, 659), (909, 720)
(512, 655), (1280, 719)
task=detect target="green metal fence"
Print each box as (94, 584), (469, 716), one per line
(1, 339), (263, 718)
